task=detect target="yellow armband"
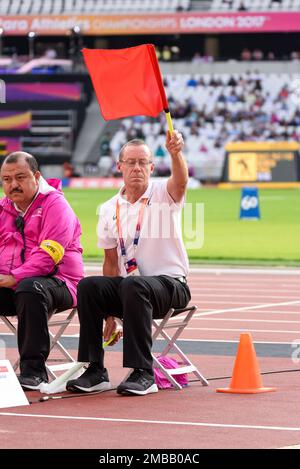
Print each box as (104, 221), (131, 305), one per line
(40, 240), (65, 264)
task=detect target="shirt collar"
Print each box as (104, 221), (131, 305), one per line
(117, 181), (153, 205)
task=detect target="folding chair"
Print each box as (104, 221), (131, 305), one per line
(152, 305), (209, 389)
(117, 305), (209, 390)
(0, 307), (77, 380)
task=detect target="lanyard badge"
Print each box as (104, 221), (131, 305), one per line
(116, 198), (148, 276)
(125, 258), (140, 276)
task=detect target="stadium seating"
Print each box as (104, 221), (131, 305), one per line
(210, 0), (300, 11)
(1, 0), (299, 15)
(106, 71), (300, 181)
(0, 0), (191, 15)
(5, 0), (300, 14)
(1, 1), (299, 181)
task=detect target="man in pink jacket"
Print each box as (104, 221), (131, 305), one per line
(0, 151), (84, 390)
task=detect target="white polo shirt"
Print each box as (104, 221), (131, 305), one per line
(97, 180), (189, 278)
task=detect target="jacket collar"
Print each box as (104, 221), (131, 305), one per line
(0, 176), (57, 215)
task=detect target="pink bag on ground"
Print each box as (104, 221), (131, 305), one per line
(154, 355), (188, 389)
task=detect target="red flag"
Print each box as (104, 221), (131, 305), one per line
(82, 44), (169, 120)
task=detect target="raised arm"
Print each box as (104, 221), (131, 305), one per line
(166, 130), (189, 203)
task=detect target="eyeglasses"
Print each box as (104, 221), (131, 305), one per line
(15, 215), (26, 264)
(120, 159), (153, 167)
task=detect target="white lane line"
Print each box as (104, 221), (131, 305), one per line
(84, 266), (300, 276)
(200, 310), (300, 314)
(280, 445), (300, 449)
(171, 338), (297, 345)
(191, 300), (279, 305)
(188, 278), (300, 282)
(189, 285), (300, 290)
(190, 283), (300, 289)
(193, 318), (300, 324)
(193, 300), (300, 318)
(192, 310), (300, 314)
(156, 337), (300, 345)
(189, 282), (300, 296)
(1, 412), (300, 432)
(191, 293), (300, 299)
(188, 268), (300, 275)
(186, 327), (300, 334)
(190, 307), (300, 317)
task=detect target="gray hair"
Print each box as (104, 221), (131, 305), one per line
(119, 139), (153, 161)
(2, 151), (39, 174)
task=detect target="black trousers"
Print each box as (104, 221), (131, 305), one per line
(77, 275), (191, 370)
(0, 277), (73, 380)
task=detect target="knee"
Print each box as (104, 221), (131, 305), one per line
(16, 278), (43, 296)
(78, 276), (103, 293)
(15, 278), (48, 311)
(77, 277), (95, 302)
(78, 277), (93, 294)
(77, 276), (110, 298)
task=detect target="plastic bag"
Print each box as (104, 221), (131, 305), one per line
(153, 355), (188, 389)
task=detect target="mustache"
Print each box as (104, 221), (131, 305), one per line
(10, 189), (23, 194)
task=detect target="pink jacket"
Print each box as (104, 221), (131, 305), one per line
(0, 178), (84, 305)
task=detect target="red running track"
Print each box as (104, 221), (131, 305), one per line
(1, 267), (300, 449)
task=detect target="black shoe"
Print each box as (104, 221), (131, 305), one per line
(117, 369), (158, 396)
(18, 375), (48, 391)
(66, 364), (111, 393)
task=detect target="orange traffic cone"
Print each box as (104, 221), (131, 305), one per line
(217, 333), (276, 394)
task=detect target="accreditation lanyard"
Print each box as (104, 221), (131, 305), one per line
(116, 197), (148, 262)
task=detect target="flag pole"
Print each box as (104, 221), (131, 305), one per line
(147, 45), (174, 135)
(164, 109), (174, 134)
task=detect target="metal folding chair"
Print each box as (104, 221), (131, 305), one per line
(0, 307), (77, 380)
(152, 305), (209, 389)
(117, 304), (209, 390)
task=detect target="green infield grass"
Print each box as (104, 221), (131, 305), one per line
(62, 188), (300, 265)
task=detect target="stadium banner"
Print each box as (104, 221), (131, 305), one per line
(67, 176), (201, 189)
(0, 137), (21, 157)
(68, 178), (124, 189)
(5, 83), (81, 101)
(0, 111), (31, 129)
(1, 12), (300, 35)
(223, 141), (300, 184)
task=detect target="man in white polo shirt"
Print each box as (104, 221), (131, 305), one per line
(67, 129), (191, 396)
